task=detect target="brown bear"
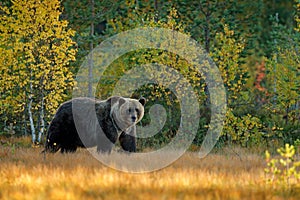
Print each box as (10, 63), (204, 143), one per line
(43, 96), (145, 153)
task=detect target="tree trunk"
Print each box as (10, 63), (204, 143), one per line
(199, 1), (212, 53)
(37, 94), (45, 143)
(88, 0), (95, 97)
(273, 13), (279, 107)
(28, 81), (36, 143)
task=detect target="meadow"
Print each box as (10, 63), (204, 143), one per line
(0, 137), (300, 200)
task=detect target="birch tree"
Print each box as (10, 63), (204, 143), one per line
(0, 0), (77, 143)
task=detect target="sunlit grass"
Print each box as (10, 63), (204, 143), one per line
(0, 138), (299, 200)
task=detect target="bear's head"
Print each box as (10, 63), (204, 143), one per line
(110, 96), (145, 130)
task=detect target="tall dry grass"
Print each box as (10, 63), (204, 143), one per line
(0, 137), (299, 200)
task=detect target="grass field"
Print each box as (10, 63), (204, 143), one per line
(0, 137), (300, 200)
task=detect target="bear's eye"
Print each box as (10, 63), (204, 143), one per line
(135, 108), (139, 114)
(128, 108), (132, 113)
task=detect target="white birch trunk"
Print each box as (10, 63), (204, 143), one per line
(28, 81), (36, 143)
(28, 66), (36, 143)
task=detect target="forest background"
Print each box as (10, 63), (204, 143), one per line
(0, 0), (299, 151)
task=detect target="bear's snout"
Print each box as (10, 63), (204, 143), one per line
(131, 116), (137, 122)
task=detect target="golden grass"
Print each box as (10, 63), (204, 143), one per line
(0, 139), (300, 200)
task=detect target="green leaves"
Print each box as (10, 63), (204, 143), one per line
(265, 39), (300, 129)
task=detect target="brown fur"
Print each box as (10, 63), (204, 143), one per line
(43, 96), (145, 153)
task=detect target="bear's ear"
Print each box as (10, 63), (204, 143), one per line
(108, 96), (121, 105)
(118, 97), (126, 106)
(139, 97), (146, 106)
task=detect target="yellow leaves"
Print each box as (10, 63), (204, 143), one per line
(158, 7), (185, 32)
(278, 144), (296, 158)
(222, 108), (263, 146)
(295, 1), (300, 32)
(265, 150), (271, 162)
(223, 24), (234, 37)
(265, 143), (300, 187)
(211, 24), (247, 104)
(0, 0), (77, 117)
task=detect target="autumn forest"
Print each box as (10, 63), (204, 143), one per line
(0, 0), (300, 199)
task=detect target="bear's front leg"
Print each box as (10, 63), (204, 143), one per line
(119, 126), (136, 152)
(119, 132), (136, 152)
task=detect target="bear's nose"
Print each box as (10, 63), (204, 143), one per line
(131, 116), (136, 122)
